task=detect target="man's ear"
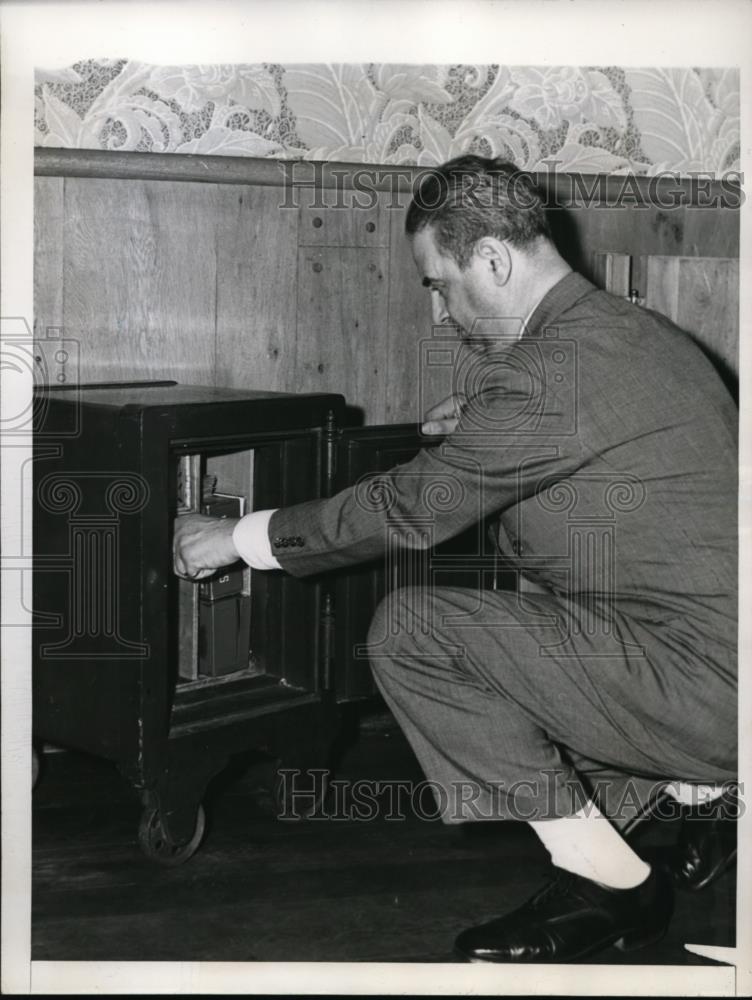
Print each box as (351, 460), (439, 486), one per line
(474, 237), (512, 286)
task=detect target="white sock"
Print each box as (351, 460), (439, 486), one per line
(664, 781), (725, 807)
(529, 802), (652, 890)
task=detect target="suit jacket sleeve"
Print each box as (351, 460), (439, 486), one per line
(268, 341), (596, 578)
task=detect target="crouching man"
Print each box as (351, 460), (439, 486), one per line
(174, 155), (737, 963)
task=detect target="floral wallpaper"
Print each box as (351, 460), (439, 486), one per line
(34, 60), (739, 176)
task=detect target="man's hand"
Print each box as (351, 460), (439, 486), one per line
(173, 513), (241, 580)
(421, 393), (467, 436)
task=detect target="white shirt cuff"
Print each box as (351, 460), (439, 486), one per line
(232, 509), (281, 570)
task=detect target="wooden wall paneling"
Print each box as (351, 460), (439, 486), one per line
(644, 255), (681, 319)
(591, 252), (631, 296)
(296, 246), (389, 424)
(61, 178), (217, 384)
(644, 255), (739, 378)
(34, 148), (740, 422)
(676, 257), (739, 378)
(626, 207), (739, 294)
(680, 207), (740, 260)
(297, 186), (389, 249)
(549, 206), (630, 281)
(34, 175), (65, 340)
(555, 206), (684, 290)
(556, 204), (739, 298)
(214, 183), (299, 392)
(384, 207), (439, 424)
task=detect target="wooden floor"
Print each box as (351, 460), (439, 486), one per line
(32, 705), (735, 966)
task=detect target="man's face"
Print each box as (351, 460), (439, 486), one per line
(411, 226), (499, 342)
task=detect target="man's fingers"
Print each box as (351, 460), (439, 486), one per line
(173, 521), (196, 578)
(173, 559), (213, 581)
(172, 540), (184, 576)
(421, 417), (459, 436)
(183, 566), (214, 581)
(173, 553), (189, 578)
(173, 512), (239, 579)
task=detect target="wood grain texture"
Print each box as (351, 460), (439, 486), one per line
(592, 252), (631, 296)
(645, 255), (739, 377)
(296, 246), (389, 423)
(33, 159), (739, 420)
(555, 204), (739, 296)
(298, 186), (389, 248)
(385, 207), (439, 424)
(214, 184), (298, 392)
(644, 256), (681, 319)
(681, 206), (740, 260)
(61, 178), (217, 383)
(34, 176), (65, 339)
(36, 147), (289, 188)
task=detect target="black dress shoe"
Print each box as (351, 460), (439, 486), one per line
(672, 788), (738, 892)
(454, 864), (673, 963)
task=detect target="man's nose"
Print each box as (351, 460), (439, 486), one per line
(431, 291), (450, 326)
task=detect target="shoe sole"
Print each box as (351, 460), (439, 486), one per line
(454, 924), (668, 963)
(614, 924), (669, 952)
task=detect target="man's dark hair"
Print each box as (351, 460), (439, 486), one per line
(405, 155), (551, 268)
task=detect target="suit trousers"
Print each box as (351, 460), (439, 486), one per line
(366, 585), (737, 829)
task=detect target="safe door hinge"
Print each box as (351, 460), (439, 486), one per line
(320, 589), (336, 690)
(323, 407), (342, 498)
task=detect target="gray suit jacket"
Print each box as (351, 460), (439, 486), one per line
(269, 273), (737, 661)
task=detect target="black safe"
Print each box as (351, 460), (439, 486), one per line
(33, 382), (500, 863)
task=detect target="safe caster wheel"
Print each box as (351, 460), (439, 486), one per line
(138, 803), (206, 865)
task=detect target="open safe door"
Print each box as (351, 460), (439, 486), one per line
(331, 424), (500, 703)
